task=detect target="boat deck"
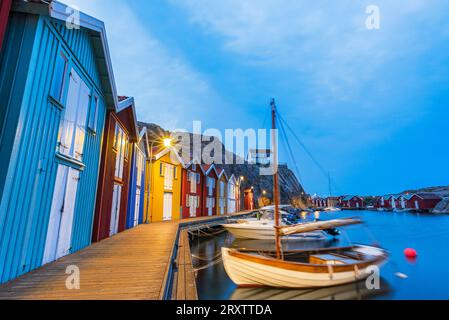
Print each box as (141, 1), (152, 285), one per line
(0, 212), (251, 300)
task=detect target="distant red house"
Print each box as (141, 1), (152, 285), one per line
(381, 195), (394, 210)
(341, 196), (364, 209)
(181, 159), (204, 219)
(403, 193), (442, 211)
(313, 197), (326, 208)
(326, 196), (341, 207)
(201, 164), (219, 216)
(373, 196), (382, 209)
(375, 193), (441, 211)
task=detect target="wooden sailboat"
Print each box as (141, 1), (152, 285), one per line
(221, 99), (388, 288)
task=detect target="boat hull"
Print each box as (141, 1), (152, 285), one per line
(222, 246), (388, 288)
(222, 223), (327, 241)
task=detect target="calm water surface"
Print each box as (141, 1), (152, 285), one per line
(191, 210), (449, 300)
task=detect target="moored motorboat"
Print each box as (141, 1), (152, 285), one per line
(324, 207), (342, 212)
(222, 205), (337, 241)
(222, 220), (329, 241)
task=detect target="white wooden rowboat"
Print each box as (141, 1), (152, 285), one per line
(222, 245), (388, 288)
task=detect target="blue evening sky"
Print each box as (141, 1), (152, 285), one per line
(66, 0), (449, 196)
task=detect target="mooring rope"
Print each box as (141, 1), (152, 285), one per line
(193, 257), (223, 272)
(191, 251), (222, 261)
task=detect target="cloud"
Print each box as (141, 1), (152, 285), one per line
(174, 0), (448, 115)
(62, 0), (230, 130)
(171, 0), (449, 193)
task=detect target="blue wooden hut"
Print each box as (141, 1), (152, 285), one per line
(126, 127), (149, 229)
(0, 1), (119, 284)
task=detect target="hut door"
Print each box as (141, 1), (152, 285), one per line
(207, 198), (213, 216)
(163, 192), (173, 220)
(134, 188), (141, 227)
(415, 200), (419, 209)
(189, 196), (197, 217)
(110, 184), (122, 236)
(228, 200), (235, 214)
(43, 165), (79, 264)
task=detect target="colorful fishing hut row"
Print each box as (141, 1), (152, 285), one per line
(0, 1), (247, 284)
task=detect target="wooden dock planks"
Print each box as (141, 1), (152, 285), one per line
(174, 230), (198, 300)
(0, 211), (251, 300)
(0, 222), (179, 300)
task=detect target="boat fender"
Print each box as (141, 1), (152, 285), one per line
(404, 248), (417, 258)
(395, 272), (408, 279)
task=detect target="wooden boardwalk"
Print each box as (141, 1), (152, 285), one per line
(0, 212), (250, 300)
(172, 230), (198, 300)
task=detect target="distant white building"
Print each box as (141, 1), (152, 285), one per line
(247, 149), (272, 165)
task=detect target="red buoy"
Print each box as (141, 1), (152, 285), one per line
(404, 248), (417, 258)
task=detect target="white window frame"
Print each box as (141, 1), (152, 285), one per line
(164, 163), (174, 190)
(58, 68), (91, 162)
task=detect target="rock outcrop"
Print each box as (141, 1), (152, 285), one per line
(432, 198), (449, 214)
(139, 122), (306, 208)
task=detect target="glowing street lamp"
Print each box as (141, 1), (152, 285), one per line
(163, 138), (173, 147)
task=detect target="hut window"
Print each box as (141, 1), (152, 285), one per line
(88, 94), (99, 132)
(220, 181), (225, 197)
(113, 124), (119, 150)
(159, 163), (164, 176)
(163, 164), (174, 190)
(114, 124), (127, 179)
(51, 51), (68, 102)
(124, 140), (129, 160)
(190, 172), (196, 193)
(136, 150), (144, 187)
(58, 69), (90, 162)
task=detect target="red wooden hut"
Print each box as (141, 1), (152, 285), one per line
(381, 195), (393, 210)
(373, 196), (383, 209)
(404, 193), (442, 211)
(341, 196), (364, 209)
(92, 97), (138, 242)
(180, 158), (204, 219)
(201, 164), (219, 216)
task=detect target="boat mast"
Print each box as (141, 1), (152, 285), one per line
(271, 98), (282, 260)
